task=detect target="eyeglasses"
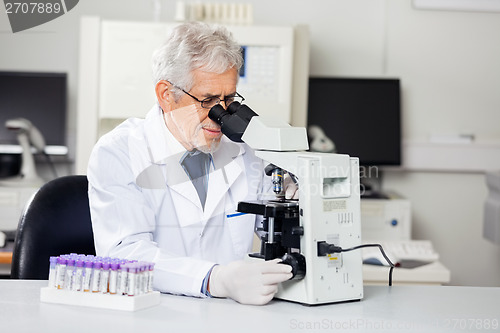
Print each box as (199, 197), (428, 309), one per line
(177, 87), (245, 109)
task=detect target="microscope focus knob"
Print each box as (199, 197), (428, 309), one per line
(291, 226), (304, 236)
(280, 253), (306, 280)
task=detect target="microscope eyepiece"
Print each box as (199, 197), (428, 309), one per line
(208, 102), (258, 143)
(208, 104), (227, 125)
(226, 101), (240, 114)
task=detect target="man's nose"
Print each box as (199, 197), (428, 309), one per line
(220, 100), (229, 110)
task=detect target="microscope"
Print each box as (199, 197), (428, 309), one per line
(209, 103), (363, 305)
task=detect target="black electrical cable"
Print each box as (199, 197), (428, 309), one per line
(340, 244), (396, 286)
(320, 242), (396, 286)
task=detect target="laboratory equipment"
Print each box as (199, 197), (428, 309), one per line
(0, 118), (47, 234)
(209, 103), (363, 305)
(361, 196), (411, 241)
(41, 254), (160, 311)
(0, 118), (45, 187)
(362, 240), (439, 267)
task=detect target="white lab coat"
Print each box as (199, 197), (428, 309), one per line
(87, 105), (267, 297)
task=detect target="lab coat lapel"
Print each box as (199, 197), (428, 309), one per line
(203, 141), (245, 219)
(164, 154), (204, 211)
(139, 105), (203, 210)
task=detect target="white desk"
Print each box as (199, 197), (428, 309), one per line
(1, 280), (498, 333)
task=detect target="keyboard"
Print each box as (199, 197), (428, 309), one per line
(362, 240), (439, 266)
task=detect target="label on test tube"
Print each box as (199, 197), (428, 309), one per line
(128, 265), (136, 296)
(100, 262), (110, 294)
(56, 257), (67, 290)
(108, 262), (118, 294)
(91, 261), (102, 293)
(64, 259), (75, 291)
(137, 265), (144, 295)
(118, 264), (128, 295)
(48, 257), (57, 288)
(73, 260), (84, 292)
(148, 263), (155, 293)
(83, 260), (93, 292)
(137, 264), (144, 295)
(115, 263), (122, 294)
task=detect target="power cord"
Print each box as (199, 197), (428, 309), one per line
(317, 242), (396, 286)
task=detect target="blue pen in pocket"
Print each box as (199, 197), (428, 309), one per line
(226, 212), (247, 218)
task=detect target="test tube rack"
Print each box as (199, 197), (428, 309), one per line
(41, 254), (160, 311)
(40, 287), (161, 311)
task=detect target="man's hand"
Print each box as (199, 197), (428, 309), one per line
(208, 259), (293, 305)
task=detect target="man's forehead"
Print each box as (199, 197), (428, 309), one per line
(190, 68), (238, 94)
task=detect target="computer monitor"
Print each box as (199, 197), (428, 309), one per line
(307, 77), (401, 167)
(0, 71), (67, 152)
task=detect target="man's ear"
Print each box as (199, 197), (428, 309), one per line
(155, 80), (174, 112)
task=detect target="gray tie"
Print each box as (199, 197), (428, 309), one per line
(180, 150), (211, 210)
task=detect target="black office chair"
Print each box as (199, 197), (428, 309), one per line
(10, 175), (96, 279)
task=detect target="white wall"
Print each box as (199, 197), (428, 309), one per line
(1, 0), (499, 286)
(383, 1), (500, 287)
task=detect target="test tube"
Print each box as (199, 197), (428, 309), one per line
(48, 257), (58, 288)
(137, 264), (144, 295)
(64, 258), (75, 290)
(108, 262), (119, 294)
(56, 257), (67, 290)
(115, 262), (122, 294)
(83, 259), (93, 292)
(148, 263), (155, 293)
(118, 263), (128, 295)
(91, 261), (102, 293)
(73, 260), (84, 291)
(143, 264), (149, 294)
(127, 264), (137, 296)
(138, 263), (145, 294)
(100, 261), (110, 294)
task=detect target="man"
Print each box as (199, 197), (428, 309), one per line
(87, 22), (292, 305)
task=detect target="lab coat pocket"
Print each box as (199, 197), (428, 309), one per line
(225, 211), (255, 258)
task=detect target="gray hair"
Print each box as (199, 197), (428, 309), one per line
(152, 22), (243, 100)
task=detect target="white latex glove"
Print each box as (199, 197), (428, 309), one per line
(284, 173), (298, 199)
(208, 259), (293, 305)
